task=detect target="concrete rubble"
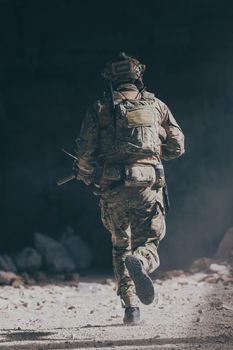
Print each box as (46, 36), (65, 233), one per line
(60, 226), (92, 270)
(0, 228), (93, 286)
(0, 226), (233, 288)
(0, 271), (24, 286)
(216, 227), (233, 262)
(14, 247), (42, 273)
(0, 228), (232, 349)
(155, 226), (233, 284)
(34, 232), (76, 274)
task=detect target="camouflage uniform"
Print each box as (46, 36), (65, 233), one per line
(76, 84), (185, 307)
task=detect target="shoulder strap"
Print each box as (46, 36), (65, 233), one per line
(141, 90), (156, 101)
(93, 99), (112, 129)
(94, 92), (126, 129)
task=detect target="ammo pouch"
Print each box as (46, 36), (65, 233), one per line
(102, 164), (123, 181)
(124, 164), (155, 187)
(153, 164), (166, 189)
(102, 163), (165, 189)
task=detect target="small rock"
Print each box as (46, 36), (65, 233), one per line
(222, 276), (233, 285)
(189, 257), (214, 274)
(210, 300), (223, 310)
(0, 271), (24, 286)
(21, 302), (28, 307)
(67, 305), (75, 310)
(161, 270), (186, 280)
(178, 280), (189, 286)
(102, 278), (114, 286)
(209, 263), (230, 275)
(200, 275), (221, 284)
(222, 304), (233, 311)
(12, 278), (25, 288)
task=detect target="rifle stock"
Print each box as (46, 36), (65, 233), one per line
(56, 174), (76, 186)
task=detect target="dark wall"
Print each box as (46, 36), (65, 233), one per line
(0, 0), (233, 268)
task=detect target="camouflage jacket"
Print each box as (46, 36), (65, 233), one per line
(75, 85), (185, 181)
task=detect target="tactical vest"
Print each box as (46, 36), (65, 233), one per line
(96, 91), (162, 164)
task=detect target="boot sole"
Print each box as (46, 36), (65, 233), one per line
(125, 255), (154, 305)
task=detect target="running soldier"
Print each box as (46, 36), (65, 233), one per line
(74, 53), (185, 324)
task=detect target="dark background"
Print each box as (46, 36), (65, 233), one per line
(0, 0), (233, 269)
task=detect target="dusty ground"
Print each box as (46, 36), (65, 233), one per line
(0, 272), (232, 350)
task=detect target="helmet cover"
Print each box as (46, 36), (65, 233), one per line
(102, 52), (146, 85)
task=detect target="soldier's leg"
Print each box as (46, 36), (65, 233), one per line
(100, 199), (138, 307)
(130, 190), (166, 274)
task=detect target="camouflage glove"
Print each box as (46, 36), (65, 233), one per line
(72, 161), (94, 186)
(161, 141), (183, 161)
(77, 171), (94, 186)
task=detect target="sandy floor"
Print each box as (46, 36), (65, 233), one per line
(0, 272), (232, 350)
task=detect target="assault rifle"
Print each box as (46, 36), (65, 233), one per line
(56, 149), (78, 186)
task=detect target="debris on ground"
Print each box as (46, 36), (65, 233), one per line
(189, 257), (215, 274)
(0, 226), (232, 288)
(0, 228), (91, 286)
(157, 269), (187, 279)
(157, 258), (233, 285)
(155, 227), (233, 285)
(0, 271), (24, 286)
(0, 274), (232, 350)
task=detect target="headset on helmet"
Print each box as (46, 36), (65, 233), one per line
(102, 52), (146, 87)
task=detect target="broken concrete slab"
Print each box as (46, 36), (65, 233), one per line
(34, 232), (76, 274)
(60, 226), (92, 270)
(216, 227), (233, 261)
(14, 247), (42, 273)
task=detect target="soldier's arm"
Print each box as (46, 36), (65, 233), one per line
(75, 107), (99, 184)
(158, 101), (185, 161)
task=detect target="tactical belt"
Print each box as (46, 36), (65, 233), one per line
(98, 162), (165, 189)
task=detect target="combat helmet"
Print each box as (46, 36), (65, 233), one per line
(102, 52), (146, 88)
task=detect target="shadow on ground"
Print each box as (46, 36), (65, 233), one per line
(0, 330), (232, 349)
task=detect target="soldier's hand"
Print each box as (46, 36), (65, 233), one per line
(77, 171), (93, 186)
(72, 160), (94, 185)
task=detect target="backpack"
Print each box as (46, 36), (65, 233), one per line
(96, 91), (161, 160)
(112, 94), (161, 157)
(95, 91), (164, 188)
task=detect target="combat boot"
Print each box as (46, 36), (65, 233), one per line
(123, 307), (140, 324)
(125, 255), (154, 305)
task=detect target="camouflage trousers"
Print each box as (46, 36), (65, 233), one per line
(100, 184), (166, 307)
